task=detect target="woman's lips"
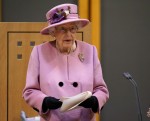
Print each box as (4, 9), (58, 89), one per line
(64, 40), (72, 42)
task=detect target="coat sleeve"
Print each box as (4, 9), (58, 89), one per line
(22, 46), (48, 115)
(92, 46), (109, 112)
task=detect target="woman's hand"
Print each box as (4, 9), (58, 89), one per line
(42, 97), (62, 112)
(79, 96), (98, 113)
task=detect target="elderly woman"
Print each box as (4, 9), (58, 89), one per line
(23, 3), (109, 121)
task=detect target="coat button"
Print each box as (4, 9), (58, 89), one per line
(58, 82), (64, 87)
(72, 82), (78, 87)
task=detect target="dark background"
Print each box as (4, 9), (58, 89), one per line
(101, 1), (150, 121)
(2, 0), (150, 121)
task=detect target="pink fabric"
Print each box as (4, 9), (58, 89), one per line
(23, 40), (109, 121)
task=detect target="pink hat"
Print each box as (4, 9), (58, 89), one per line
(40, 3), (90, 35)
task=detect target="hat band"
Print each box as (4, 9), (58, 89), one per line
(48, 13), (79, 25)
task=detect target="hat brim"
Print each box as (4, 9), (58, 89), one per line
(40, 19), (89, 35)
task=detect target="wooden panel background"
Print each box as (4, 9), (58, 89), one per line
(79, 0), (101, 59)
(0, 22), (91, 121)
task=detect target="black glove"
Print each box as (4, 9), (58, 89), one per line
(42, 96), (62, 112)
(79, 96), (98, 113)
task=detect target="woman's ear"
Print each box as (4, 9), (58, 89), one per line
(50, 31), (56, 40)
(48, 27), (56, 37)
(49, 30), (55, 37)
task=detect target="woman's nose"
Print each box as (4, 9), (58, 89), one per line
(65, 30), (72, 36)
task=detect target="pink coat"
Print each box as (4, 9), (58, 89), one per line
(23, 40), (109, 121)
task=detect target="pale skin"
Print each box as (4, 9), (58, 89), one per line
(50, 22), (78, 54)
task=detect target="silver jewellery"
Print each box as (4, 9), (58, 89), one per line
(78, 53), (84, 62)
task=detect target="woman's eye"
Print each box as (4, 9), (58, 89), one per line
(61, 28), (66, 31)
(70, 27), (74, 30)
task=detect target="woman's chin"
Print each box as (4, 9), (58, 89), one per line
(62, 47), (71, 51)
(63, 45), (72, 49)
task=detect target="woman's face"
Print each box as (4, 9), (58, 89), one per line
(53, 23), (78, 53)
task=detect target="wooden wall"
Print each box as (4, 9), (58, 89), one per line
(79, 0), (101, 58)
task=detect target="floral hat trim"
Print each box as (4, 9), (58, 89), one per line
(48, 6), (78, 24)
